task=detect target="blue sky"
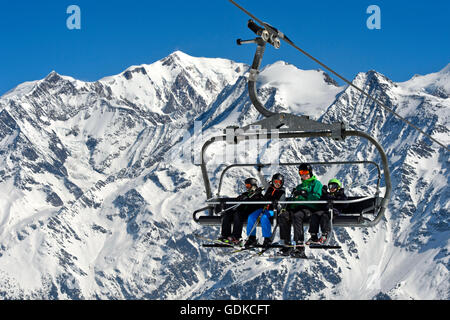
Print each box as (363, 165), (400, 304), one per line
(1, 0), (449, 95)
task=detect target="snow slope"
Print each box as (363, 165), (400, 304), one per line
(0, 51), (448, 300)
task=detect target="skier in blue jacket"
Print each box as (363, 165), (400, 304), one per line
(245, 173), (285, 249)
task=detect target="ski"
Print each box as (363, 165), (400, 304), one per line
(259, 254), (312, 260)
(253, 242), (283, 257)
(254, 243), (341, 257)
(309, 244), (341, 250)
(227, 243), (286, 255)
(284, 243), (342, 250)
(194, 233), (233, 246)
(196, 234), (341, 250)
(227, 247), (257, 254)
(194, 233), (242, 248)
(202, 243), (236, 248)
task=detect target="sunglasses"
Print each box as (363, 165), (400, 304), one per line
(328, 183), (339, 190)
(273, 179), (282, 185)
(299, 170), (310, 175)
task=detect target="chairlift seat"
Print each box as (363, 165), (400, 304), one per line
(194, 196), (381, 227)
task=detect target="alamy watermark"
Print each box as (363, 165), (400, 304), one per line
(66, 5), (81, 30)
(169, 121), (281, 166)
(65, 5), (380, 31)
(366, 5), (381, 30)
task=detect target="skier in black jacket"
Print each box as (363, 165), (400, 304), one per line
(218, 177), (264, 245)
(245, 173), (286, 248)
(306, 178), (347, 244)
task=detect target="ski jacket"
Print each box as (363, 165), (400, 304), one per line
(235, 187), (265, 213)
(262, 185), (285, 211)
(320, 186), (347, 201)
(320, 185), (348, 214)
(288, 175), (323, 210)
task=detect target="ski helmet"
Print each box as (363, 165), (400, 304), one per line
(244, 177), (258, 188)
(298, 163), (313, 176)
(328, 178), (342, 190)
(271, 173), (284, 188)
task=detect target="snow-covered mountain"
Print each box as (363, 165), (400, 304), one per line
(0, 51), (448, 299)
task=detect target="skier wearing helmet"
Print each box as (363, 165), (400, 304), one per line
(245, 173), (285, 249)
(306, 178), (347, 245)
(278, 163), (323, 258)
(218, 177), (264, 245)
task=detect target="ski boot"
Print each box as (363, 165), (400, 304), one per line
(217, 236), (231, 244)
(277, 241), (292, 256)
(291, 242), (307, 258)
(244, 235), (258, 248)
(318, 233), (328, 244)
(306, 234), (319, 245)
(262, 237), (272, 249)
(229, 237), (243, 247)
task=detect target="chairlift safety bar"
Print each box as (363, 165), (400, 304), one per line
(205, 196), (375, 206)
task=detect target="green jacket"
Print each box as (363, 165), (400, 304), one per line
(288, 176), (323, 210)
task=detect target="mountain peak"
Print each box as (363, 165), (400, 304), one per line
(44, 70), (62, 82)
(1, 71), (64, 99)
(160, 50), (193, 67)
(356, 69), (384, 80)
(42, 71), (78, 84)
(353, 70), (392, 89)
(169, 50), (190, 59)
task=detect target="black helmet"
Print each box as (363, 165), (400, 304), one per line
(271, 173), (284, 188)
(244, 177), (258, 188)
(298, 163), (313, 176)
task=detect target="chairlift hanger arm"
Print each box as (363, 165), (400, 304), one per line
(237, 30), (274, 118)
(236, 13), (346, 134)
(229, 0), (449, 152)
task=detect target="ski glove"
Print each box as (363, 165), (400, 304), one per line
(299, 190), (307, 197)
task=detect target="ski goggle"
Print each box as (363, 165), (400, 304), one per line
(273, 179), (282, 186)
(299, 170), (310, 175)
(245, 184), (253, 189)
(328, 183), (339, 190)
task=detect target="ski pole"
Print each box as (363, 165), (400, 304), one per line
(220, 187), (264, 216)
(245, 207), (267, 240)
(326, 200), (334, 246)
(228, 209), (266, 254)
(219, 203), (241, 216)
(256, 204), (280, 256)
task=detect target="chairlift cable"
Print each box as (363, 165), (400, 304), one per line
(228, 0), (449, 152)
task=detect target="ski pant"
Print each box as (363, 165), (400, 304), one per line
(309, 210), (330, 235)
(309, 208), (339, 235)
(279, 207), (312, 243)
(221, 208), (252, 239)
(246, 208), (274, 238)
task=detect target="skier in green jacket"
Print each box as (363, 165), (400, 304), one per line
(278, 163), (323, 258)
(306, 178), (347, 245)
